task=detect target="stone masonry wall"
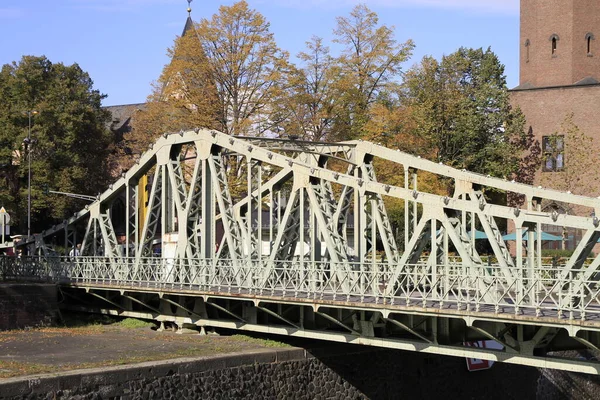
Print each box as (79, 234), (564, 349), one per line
(0, 284), (58, 331)
(0, 346), (548, 400)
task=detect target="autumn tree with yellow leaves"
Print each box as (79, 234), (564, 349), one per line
(329, 4), (414, 141)
(196, 1), (290, 137)
(126, 0), (290, 163)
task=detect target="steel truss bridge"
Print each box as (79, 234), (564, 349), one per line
(4, 128), (600, 374)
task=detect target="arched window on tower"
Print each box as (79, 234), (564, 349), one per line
(586, 33), (595, 56)
(525, 39), (530, 62)
(549, 34), (559, 56)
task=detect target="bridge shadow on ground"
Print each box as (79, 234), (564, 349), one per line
(221, 329), (600, 400)
(536, 350), (600, 400)
(310, 347), (540, 400)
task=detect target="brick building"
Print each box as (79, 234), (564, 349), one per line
(510, 0), (600, 250)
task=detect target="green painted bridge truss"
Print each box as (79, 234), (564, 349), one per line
(6, 128), (600, 374)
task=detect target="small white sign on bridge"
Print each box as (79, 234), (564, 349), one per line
(464, 340), (504, 372)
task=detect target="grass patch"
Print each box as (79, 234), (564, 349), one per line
(0, 360), (55, 379)
(58, 313), (154, 330)
(229, 334), (289, 348)
(114, 318), (155, 329)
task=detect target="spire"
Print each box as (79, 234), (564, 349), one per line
(182, 0), (194, 37)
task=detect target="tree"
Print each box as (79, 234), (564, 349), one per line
(196, 1), (290, 136)
(0, 55), (112, 232)
(331, 4), (414, 140)
(401, 47), (529, 180)
(507, 125), (541, 207)
(535, 115), (600, 249)
(540, 114), (600, 198)
(273, 36), (337, 141)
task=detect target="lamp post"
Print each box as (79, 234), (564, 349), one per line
(23, 110), (38, 240)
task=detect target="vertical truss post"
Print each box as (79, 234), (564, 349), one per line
(470, 210), (475, 256)
(443, 226), (449, 304)
(64, 226), (76, 257)
(516, 225), (524, 310)
(432, 218), (438, 293)
(310, 207), (319, 293)
(413, 171), (418, 235)
(299, 187), (306, 287)
(256, 162), (262, 259)
(358, 168), (367, 265)
(404, 167), (409, 252)
(527, 226), (535, 305)
(201, 158), (212, 261)
(354, 169), (361, 260)
(277, 190), (281, 245)
(80, 218), (94, 256)
(371, 194), (377, 292)
(247, 157), (253, 259)
(269, 189), (274, 251)
(136, 165), (162, 262)
(161, 163), (167, 247)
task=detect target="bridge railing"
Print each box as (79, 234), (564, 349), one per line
(1, 256), (598, 322)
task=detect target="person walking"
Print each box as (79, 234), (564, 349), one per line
(69, 243), (81, 259)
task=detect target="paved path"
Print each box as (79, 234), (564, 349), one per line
(0, 317), (290, 379)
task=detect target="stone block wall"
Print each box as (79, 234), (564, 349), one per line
(0, 284), (58, 330)
(0, 346), (548, 400)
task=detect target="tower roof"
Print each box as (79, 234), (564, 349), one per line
(182, 15), (194, 37)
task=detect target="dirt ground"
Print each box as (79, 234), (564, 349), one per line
(0, 313), (289, 379)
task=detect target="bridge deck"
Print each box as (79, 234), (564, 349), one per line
(54, 278), (600, 329)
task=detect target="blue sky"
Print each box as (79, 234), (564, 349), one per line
(0, 0), (520, 106)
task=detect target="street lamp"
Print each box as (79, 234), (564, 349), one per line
(23, 110), (38, 240)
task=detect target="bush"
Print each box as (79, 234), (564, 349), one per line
(541, 249), (576, 259)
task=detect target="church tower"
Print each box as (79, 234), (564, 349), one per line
(511, 0), (600, 250)
(520, 0), (600, 88)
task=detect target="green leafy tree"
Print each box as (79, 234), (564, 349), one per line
(401, 47), (530, 180)
(0, 56), (112, 233)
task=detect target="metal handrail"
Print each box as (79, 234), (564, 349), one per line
(2, 255), (599, 323)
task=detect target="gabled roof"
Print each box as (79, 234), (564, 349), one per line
(104, 103), (146, 132)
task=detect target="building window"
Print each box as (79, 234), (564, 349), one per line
(525, 39), (530, 62)
(586, 33), (595, 56)
(550, 34), (559, 56)
(542, 135), (564, 172)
